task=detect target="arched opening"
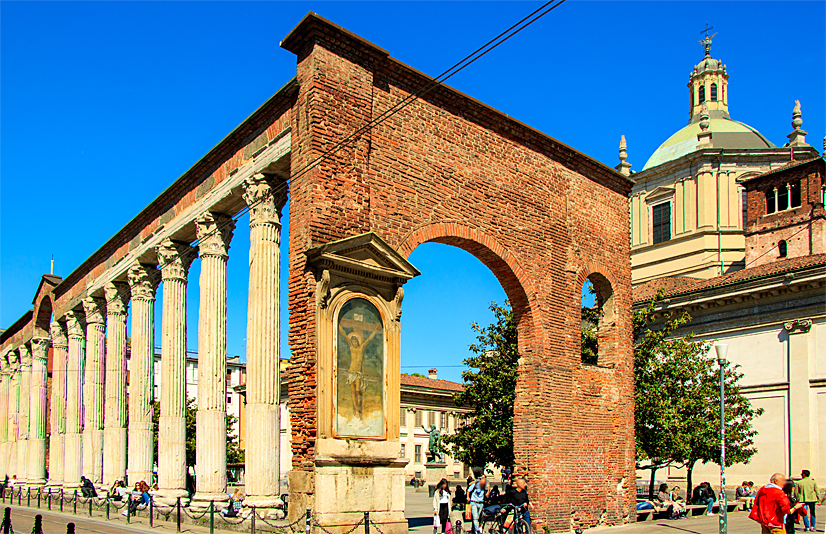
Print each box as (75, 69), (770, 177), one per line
(710, 83), (718, 102)
(579, 272), (616, 366)
(699, 85), (706, 104)
(778, 240), (787, 258)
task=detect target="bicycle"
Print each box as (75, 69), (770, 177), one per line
(479, 504), (530, 534)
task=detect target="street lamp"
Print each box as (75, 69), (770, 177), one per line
(714, 343), (729, 534)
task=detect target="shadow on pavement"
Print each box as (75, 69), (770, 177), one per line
(409, 517), (433, 528)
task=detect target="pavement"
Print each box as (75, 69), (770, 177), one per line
(2, 488), (823, 534)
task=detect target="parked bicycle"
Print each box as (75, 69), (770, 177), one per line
(479, 503), (530, 534)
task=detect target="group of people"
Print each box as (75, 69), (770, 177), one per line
(653, 483), (688, 518)
(749, 471), (823, 534)
(434, 473), (531, 534)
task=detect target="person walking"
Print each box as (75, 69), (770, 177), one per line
(505, 477), (532, 531)
(468, 477), (490, 534)
(432, 479), (452, 533)
(749, 473), (804, 534)
(794, 470), (822, 532)
(782, 481), (802, 534)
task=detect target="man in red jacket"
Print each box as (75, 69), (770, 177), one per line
(750, 473), (805, 534)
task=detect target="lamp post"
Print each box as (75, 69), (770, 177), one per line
(715, 344), (729, 534)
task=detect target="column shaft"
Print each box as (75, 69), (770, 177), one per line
(156, 240), (195, 504)
(243, 175), (286, 508)
(0, 358), (11, 479)
(48, 322), (69, 487)
(82, 297), (107, 485)
(193, 211), (234, 505)
(28, 338), (49, 485)
(8, 368), (20, 480)
(65, 310), (86, 489)
(128, 263), (159, 486)
(17, 345), (31, 484)
(103, 283), (129, 486)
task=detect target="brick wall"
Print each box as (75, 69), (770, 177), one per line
(282, 14), (635, 530)
(745, 159), (825, 267)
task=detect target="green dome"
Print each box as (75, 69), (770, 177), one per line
(643, 118), (776, 170)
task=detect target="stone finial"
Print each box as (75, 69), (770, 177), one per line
(697, 103), (713, 147)
(787, 100), (809, 147)
(615, 135), (632, 176)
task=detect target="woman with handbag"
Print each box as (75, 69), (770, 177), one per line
(433, 479), (452, 534)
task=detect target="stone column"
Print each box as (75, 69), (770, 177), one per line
(64, 310), (86, 489)
(127, 263), (159, 486)
(28, 337), (49, 485)
(7, 359), (20, 480)
(156, 240), (196, 505)
(242, 175), (286, 509)
(17, 344), (31, 484)
(48, 322), (68, 488)
(103, 283), (130, 487)
(192, 211), (234, 507)
(0, 354), (11, 479)
(82, 296), (107, 485)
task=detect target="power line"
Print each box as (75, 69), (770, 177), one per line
(147, 0), (568, 275)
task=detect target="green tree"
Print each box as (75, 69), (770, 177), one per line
(580, 281), (599, 365)
(152, 396), (244, 467)
(443, 301), (518, 470)
(632, 291), (763, 496)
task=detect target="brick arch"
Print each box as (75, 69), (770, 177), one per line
(573, 261), (621, 366)
(32, 291), (55, 337)
(398, 222), (537, 320)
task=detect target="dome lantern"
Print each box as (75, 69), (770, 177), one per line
(688, 28), (729, 124)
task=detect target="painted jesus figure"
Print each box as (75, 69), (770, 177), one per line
(338, 322), (380, 418)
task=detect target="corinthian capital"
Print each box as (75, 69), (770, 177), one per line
(243, 174), (287, 226)
(156, 239), (197, 281)
(82, 295), (107, 325)
(31, 337), (50, 362)
(128, 263), (160, 301)
(50, 321), (68, 349)
(196, 211), (235, 258)
(18, 344), (32, 366)
(65, 309), (86, 339)
(104, 282), (130, 316)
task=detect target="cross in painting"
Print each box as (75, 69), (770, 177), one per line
(338, 315), (381, 418)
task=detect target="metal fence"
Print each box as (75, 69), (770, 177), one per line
(0, 486), (391, 534)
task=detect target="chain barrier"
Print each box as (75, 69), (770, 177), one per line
(253, 510), (305, 532)
(368, 518), (388, 534)
(216, 512), (249, 525)
(312, 514), (365, 534)
(181, 506), (211, 520)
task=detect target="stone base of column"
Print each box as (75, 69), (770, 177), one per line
(189, 492), (230, 511)
(155, 489), (191, 507)
(243, 496), (285, 519)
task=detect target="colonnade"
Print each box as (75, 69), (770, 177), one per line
(0, 176), (286, 511)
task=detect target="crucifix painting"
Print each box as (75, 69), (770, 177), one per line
(335, 298), (385, 438)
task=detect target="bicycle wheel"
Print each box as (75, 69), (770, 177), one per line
(517, 518), (531, 534)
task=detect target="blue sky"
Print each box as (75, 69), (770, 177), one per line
(1, 2), (824, 383)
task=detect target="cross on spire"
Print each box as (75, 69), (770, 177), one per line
(698, 23), (717, 57)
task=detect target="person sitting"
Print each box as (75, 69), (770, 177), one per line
(223, 488), (245, 517)
(453, 485), (467, 506)
(737, 480), (755, 510)
(691, 482), (715, 516)
(488, 485), (501, 505)
(123, 481), (151, 516)
(656, 483), (685, 518)
(80, 476), (98, 498)
(109, 480), (126, 501)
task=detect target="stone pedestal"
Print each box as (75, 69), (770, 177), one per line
(424, 461), (447, 498)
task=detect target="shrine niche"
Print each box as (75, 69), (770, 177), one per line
(299, 232), (419, 534)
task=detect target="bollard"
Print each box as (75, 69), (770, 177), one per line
(2, 506), (11, 534)
(126, 495), (131, 524)
(48, 491), (51, 510)
(306, 508), (312, 534)
(27, 487), (31, 506)
(37, 488), (41, 508)
(32, 513), (44, 534)
(149, 497), (154, 527)
(176, 497), (181, 532)
(106, 497), (110, 520)
(251, 506), (256, 534)
(60, 489), (64, 512)
(17, 488), (20, 506)
(73, 490), (77, 514)
(66, 522), (76, 534)
(89, 495), (92, 517)
(209, 501), (214, 534)
(364, 511), (369, 534)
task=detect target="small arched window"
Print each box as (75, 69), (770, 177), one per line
(710, 83), (718, 101)
(778, 240), (787, 258)
(699, 85), (706, 104)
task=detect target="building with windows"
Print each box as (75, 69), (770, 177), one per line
(623, 35), (819, 286)
(633, 154), (825, 488)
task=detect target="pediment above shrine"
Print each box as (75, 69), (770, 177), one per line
(306, 232), (420, 284)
